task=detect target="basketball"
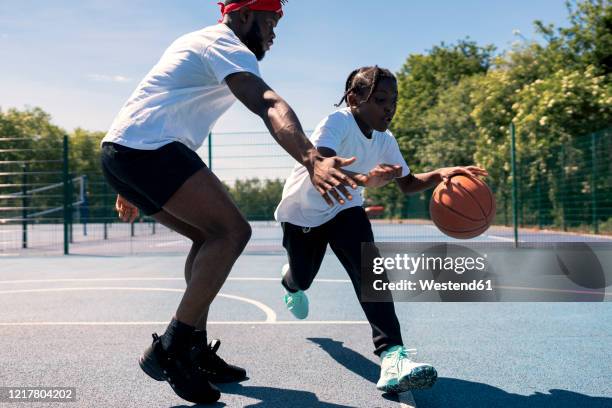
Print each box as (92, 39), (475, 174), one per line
(429, 175), (496, 239)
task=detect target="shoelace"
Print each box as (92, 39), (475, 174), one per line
(383, 347), (416, 376)
(199, 340), (229, 369)
(389, 347), (418, 368)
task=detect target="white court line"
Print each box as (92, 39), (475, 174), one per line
(154, 240), (189, 248)
(424, 225), (517, 243)
(2, 277), (606, 296)
(495, 285), (610, 297)
(0, 321), (369, 326)
(0, 287), (277, 323)
(0, 283), (410, 405)
(0, 277), (351, 284)
(484, 235), (517, 242)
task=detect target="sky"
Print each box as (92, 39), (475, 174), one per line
(0, 0), (571, 134)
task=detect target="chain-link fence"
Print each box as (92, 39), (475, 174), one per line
(1, 127), (610, 256)
(508, 126), (612, 236)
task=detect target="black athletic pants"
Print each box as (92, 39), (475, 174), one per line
(281, 206), (403, 356)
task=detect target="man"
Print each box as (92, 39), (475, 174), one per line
(100, 0), (357, 403)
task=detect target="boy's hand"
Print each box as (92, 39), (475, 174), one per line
(115, 194), (139, 223)
(438, 166), (489, 184)
(366, 164), (403, 188)
(351, 164), (403, 188)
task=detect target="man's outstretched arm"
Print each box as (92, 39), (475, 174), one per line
(226, 72), (357, 206)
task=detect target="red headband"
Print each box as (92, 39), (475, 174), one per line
(218, 0), (284, 21)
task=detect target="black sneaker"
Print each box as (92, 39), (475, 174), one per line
(139, 333), (221, 404)
(192, 335), (247, 383)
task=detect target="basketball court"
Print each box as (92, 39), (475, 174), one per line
(1, 222), (611, 407)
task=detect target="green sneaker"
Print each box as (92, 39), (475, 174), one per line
(281, 264), (309, 320)
(376, 346), (437, 393)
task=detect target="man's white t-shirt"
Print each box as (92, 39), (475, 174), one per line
(275, 108), (410, 228)
(102, 24), (260, 151)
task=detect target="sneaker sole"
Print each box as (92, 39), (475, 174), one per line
(139, 351), (166, 382)
(139, 341), (221, 404)
(397, 365), (438, 391)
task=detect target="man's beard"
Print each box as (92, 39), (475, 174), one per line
(243, 23), (266, 61)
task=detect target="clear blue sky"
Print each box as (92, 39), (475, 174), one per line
(0, 0), (570, 133)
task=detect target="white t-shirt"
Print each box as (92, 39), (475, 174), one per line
(274, 108), (410, 228)
(102, 24), (260, 151)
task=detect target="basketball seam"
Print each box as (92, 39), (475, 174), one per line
(436, 223), (489, 234)
(454, 180), (490, 219)
(434, 197), (485, 223)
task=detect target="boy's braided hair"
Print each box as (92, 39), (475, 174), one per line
(336, 66), (396, 107)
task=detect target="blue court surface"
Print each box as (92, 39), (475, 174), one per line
(1, 239), (611, 407)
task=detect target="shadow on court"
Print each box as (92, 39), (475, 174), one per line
(307, 337), (612, 408)
(414, 379), (612, 408)
(176, 384), (354, 408)
(308, 337), (379, 383)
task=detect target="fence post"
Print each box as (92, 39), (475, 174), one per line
(103, 181), (109, 240)
(537, 175), (543, 229)
(561, 145), (567, 232)
(69, 173), (74, 244)
(510, 123), (519, 247)
(62, 135), (70, 255)
(82, 175), (88, 237)
(591, 131), (598, 234)
(208, 132), (213, 171)
(21, 164), (28, 249)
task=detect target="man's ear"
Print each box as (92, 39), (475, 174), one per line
(238, 8), (254, 25)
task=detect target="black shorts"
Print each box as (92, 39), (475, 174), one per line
(281, 206), (375, 290)
(100, 141), (206, 216)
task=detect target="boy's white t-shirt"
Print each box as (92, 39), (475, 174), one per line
(274, 108), (410, 228)
(102, 24), (260, 151)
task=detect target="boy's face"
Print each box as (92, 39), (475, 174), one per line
(349, 78), (398, 132)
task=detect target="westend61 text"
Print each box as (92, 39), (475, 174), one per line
(373, 279), (493, 292)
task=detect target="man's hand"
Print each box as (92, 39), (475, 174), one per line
(308, 154), (359, 206)
(115, 194), (139, 223)
(438, 166), (489, 184)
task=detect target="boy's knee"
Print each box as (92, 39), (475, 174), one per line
(286, 266), (314, 291)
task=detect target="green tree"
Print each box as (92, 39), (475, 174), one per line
(227, 178), (284, 220)
(393, 40), (495, 173)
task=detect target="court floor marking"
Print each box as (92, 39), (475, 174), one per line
(496, 285), (610, 297)
(0, 321), (370, 326)
(483, 235), (517, 242)
(0, 316), (415, 407)
(0, 279), (422, 407)
(0, 277), (352, 284)
(0, 277), (607, 297)
(0, 287), (277, 323)
(422, 225), (518, 243)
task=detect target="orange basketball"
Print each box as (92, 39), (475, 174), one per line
(429, 175), (496, 239)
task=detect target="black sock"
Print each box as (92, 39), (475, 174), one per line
(161, 318), (195, 355)
(193, 329), (208, 347)
(282, 277), (299, 293)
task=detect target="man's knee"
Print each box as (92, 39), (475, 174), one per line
(226, 220), (252, 252)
